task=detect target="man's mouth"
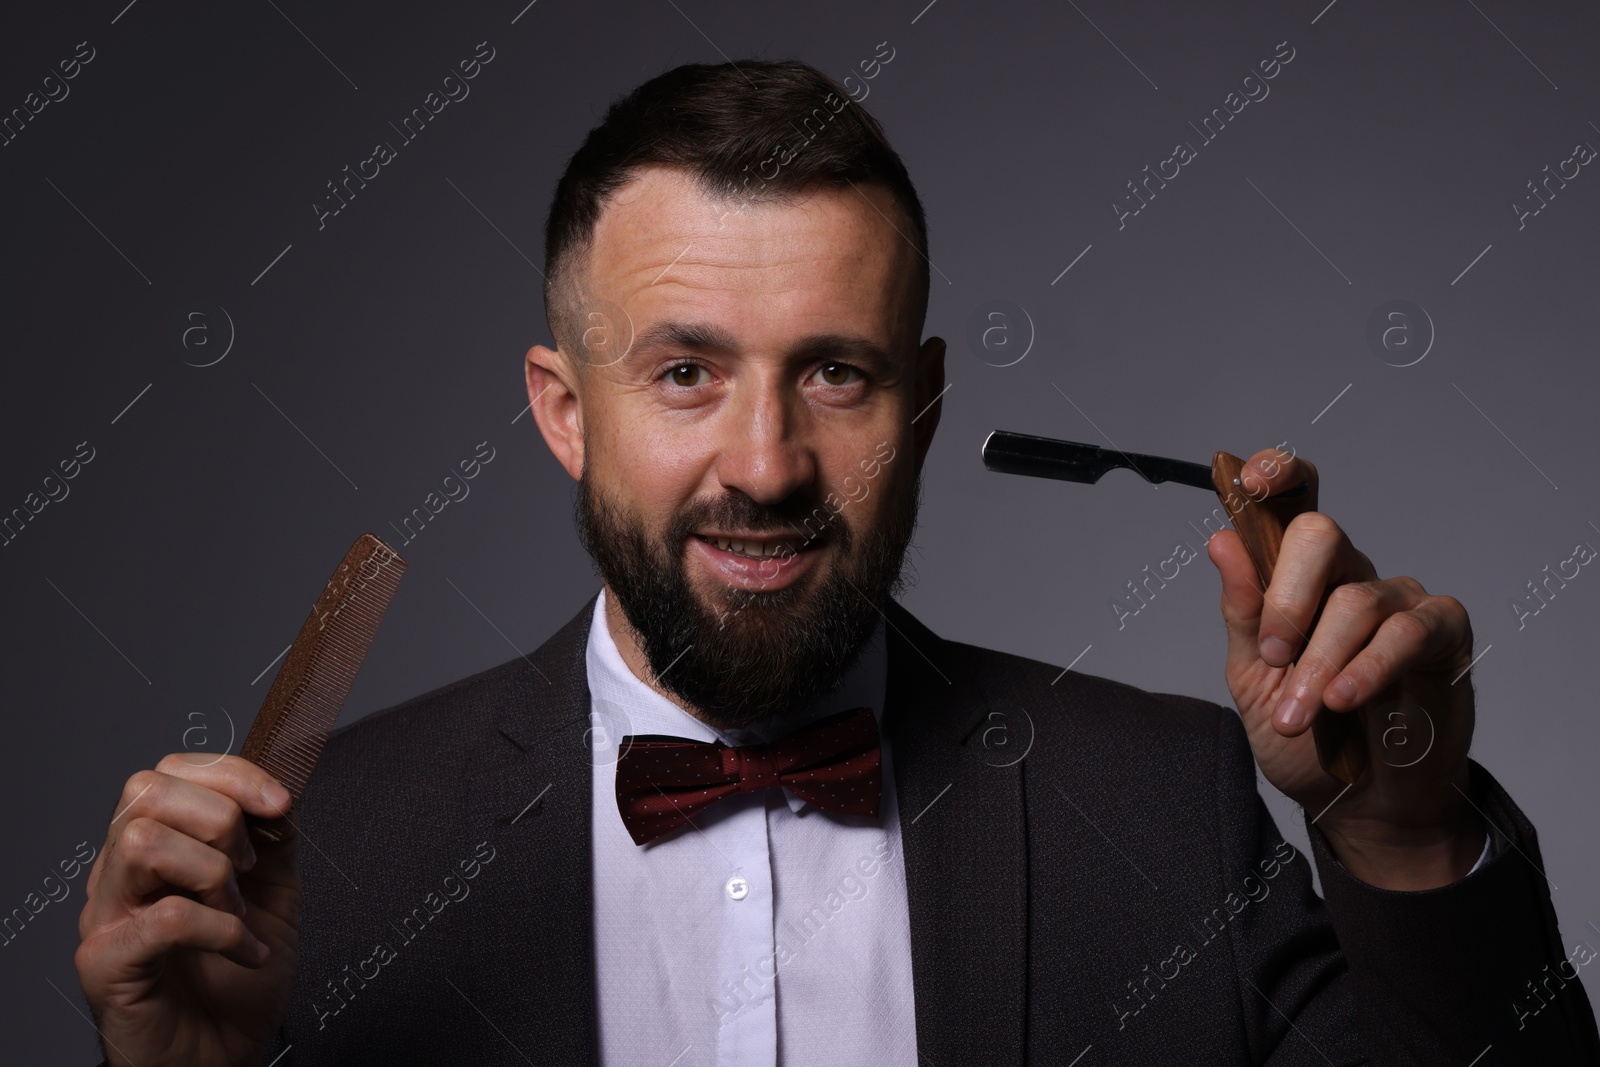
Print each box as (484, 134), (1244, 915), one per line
(692, 533), (811, 560)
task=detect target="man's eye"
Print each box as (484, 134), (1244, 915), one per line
(664, 363), (709, 387)
(813, 363), (860, 386)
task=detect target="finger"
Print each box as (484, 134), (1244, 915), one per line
(1272, 578), (1427, 735)
(1322, 596), (1473, 712)
(1208, 528), (1267, 677)
(136, 753), (294, 855)
(1256, 512), (1347, 668)
(151, 752), (294, 824)
(1235, 443), (1303, 500)
(106, 765), (262, 876)
(80, 894), (269, 990)
(97, 817), (248, 921)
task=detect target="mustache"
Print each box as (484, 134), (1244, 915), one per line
(666, 493), (853, 549)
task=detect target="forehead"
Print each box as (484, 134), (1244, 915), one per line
(582, 165), (920, 347)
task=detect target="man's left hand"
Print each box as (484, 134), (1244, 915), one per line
(1206, 446), (1487, 890)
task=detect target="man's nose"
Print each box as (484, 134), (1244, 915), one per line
(713, 389), (817, 505)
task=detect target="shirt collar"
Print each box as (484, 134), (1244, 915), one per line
(585, 586), (887, 815)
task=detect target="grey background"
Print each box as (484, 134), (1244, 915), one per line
(4, 0), (1597, 1059)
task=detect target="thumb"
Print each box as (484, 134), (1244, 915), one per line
(1207, 528), (1269, 677)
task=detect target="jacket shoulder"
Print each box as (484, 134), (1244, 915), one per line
(312, 593), (596, 780)
(320, 654), (543, 768)
(938, 635), (1230, 746)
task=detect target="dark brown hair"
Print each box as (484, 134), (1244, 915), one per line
(542, 59), (929, 353)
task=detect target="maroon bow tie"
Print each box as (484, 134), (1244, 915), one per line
(614, 705), (883, 845)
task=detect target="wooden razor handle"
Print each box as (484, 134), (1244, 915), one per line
(1209, 452), (1368, 786)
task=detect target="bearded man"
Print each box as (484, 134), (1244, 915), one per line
(74, 59), (1599, 1067)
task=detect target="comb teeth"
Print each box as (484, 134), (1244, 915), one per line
(241, 533), (408, 806)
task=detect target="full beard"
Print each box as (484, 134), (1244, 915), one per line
(574, 469), (921, 730)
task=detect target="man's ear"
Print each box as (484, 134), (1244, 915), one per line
(910, 335), (945, 472)
(525, 344), (584, 481)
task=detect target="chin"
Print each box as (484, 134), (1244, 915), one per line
(698, 578), (808, 626)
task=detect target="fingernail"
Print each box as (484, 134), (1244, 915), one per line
(1330, 674), (1358, 704)
(261, 782), (291, 811)
(1277, 693), (1306, 729)
(1260, 637), (1294, 666)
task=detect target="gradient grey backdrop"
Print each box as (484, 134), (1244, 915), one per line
(4, 0), (1597, 1060)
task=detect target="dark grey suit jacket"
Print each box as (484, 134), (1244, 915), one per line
(245, 594), (1596, 1065)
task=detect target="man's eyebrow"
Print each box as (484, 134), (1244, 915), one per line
(789, 333), (898, 374)
(631, 321), (741, 354)
(630, 322), (898, 373)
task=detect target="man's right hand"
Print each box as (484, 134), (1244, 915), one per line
(75, 753), (302, 1067)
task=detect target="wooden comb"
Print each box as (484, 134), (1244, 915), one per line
(240, 532), (408, 838)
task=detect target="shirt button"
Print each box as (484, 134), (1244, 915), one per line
(725, 875), (750, 901)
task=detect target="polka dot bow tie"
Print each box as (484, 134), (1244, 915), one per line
(614, 706), (883, 846)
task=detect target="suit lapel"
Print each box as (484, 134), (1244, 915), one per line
(462, 595), (600, 1066)
(884, 599), (1029, 1064)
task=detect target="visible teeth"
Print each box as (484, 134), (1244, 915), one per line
(708, 536), (791, 559)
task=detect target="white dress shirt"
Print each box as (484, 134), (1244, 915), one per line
(586, 587), (920, 1067)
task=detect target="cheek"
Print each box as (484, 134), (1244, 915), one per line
(588, 417), (712, 525)
(870, 447), (916, 519)
(830, 436), (903, 512)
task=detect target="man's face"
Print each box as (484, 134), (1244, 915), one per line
(529, 166), (943, 728)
